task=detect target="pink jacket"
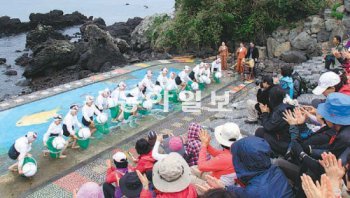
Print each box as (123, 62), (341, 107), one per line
(198, 145), (235, 179)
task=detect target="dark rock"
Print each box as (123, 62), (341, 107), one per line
(66, 65), (78, 70)
(0, 58), (6, 64)
(80, 18), (107, 35)
(0, 16), (30, 36)
(107, 17), (142, 42)
(291, 32), (317, 50)
(15, 53), (31, 66)
(29, 10), (88, 29)
(15, 50), (21, 53)
(26, 25), (66, 48)
(4, 69), (17, 76)
(78, 70), (92, 79)
(306, 43), (322, 57)
(100, 62), (112, 72)
(317, 29), (330, 42)
(23, 39), (79, 77)
(78, 24), (126, 72)
(15, 78), (31, 86)
(280, 51), (307, 63)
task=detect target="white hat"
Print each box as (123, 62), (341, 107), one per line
(152, 152), (191, 193)
(184, 66), (191, 71)
(214, 123), (242, 147)
(85, 95), (94, 104)
(26, 131), (37, 142)
(113, 152), (127, 162)
(53, 114), (63, 121)
(313, 72), (340, 95)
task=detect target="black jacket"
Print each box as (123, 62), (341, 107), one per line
(246, 47), (259, 60)
(261, 103), (294, 142)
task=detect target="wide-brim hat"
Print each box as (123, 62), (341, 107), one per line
(215, 122), (242, 147)
(317, 92), (350, 125)
(152, 152), (191, 193)
(119, 172), (143, 198)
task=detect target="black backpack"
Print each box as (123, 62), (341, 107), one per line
(292, 71), (308, 98)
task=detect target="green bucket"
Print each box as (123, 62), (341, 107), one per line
(185, 81), (193, 91)
(138, 109), (150, 115)
(199, 83), (205, 90)
(76, 132), (90, 150)
(23, 156), (36, 166)
(94, 120), (110, 134)
(123, 104), (134, 120)
(109, 105), (120, 119)
(214, 72), (221, 83)
(46, 137), (61, 159)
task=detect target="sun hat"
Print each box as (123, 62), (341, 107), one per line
(163, 137), (185, 156)
(313, 72), (341, 95)
(317, 93), (350, 125)
(152, 152), (191, 193)
(119, 172), (143, 198)
(113, 152), (127, 163)
(76, 182), (104, 198)
(214, 123), (242, 147)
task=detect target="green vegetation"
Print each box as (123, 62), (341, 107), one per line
(331, 2), (344, 20)
(151, 0), (327, 52)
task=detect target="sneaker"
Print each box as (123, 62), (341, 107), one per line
(244, 120), (258, 124)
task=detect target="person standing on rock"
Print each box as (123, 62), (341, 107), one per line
(63, 105), (82, 149)
(8, 131), (37, 174)
(218, 42), (229, 71)
(236, 42), (247, 77)
(246, 42), (259, 78)
(324, 35), (344, 70)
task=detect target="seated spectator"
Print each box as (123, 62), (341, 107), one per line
(138, 152), (197, 198)
(245, 75), (275, 124)
(290, 93), (350, 179)
(119, 172), (144, 198)
(133, 138), (156, 173)
(147, 131), (157, 148)
(73, 182), (104, 198)
(283, 108), (336, 159)
(103, 152), (129, 198)
(192, 123), (242, 187)
(312, 71), (350, 107)
(255, 86), (294, 155)
(152, 135), (186, 161)
(201, 136), (293, 197)
(324, 35), (344, 70)
(186, 122), (203, 166)
(279, 65), (294, 99)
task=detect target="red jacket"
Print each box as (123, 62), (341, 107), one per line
(134, 151), (156, 173)
(105, 167), (129, 186)
(198, 145), (235, 179)
(340, 84), (350, 96)
(140, 185), (197, 198)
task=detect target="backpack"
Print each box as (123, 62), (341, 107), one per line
(292, 71), (308, 98)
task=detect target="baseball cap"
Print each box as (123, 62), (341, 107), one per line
(313, 72), (340, 95)
(113, 152), (127, 163)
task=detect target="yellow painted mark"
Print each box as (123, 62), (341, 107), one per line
(134, 63), (150, 67)
(16, 107), (60, 127)
(172, 56), (195, 63)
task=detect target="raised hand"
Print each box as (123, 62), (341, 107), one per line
(205, 175), (225, 189)
(136, 170), (149, 190)
(282, 109), (298, 125)
(319, 152), (345, 191)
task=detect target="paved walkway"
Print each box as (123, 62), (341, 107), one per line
(25, 77), (254, 198)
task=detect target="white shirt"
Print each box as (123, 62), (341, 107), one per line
(14, 137), (31, 168)
(129, 87), (145, 100)
(193, 65), (204, 80)
(111, 89), (127, 102)
(157, 74), (169, 89)
(141, 75), (155, 92)
(96, 94), (108, 111)
(63, 112), (82, 135)
(82, 104), (100, 122)
(152, 141), (168, 161)
(43, 122), (63, 144)
(166, 78), (178, 91)
(211, 60), (222, 73)
(202, 68), (211, 77)
(178, 71), (191, 83)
